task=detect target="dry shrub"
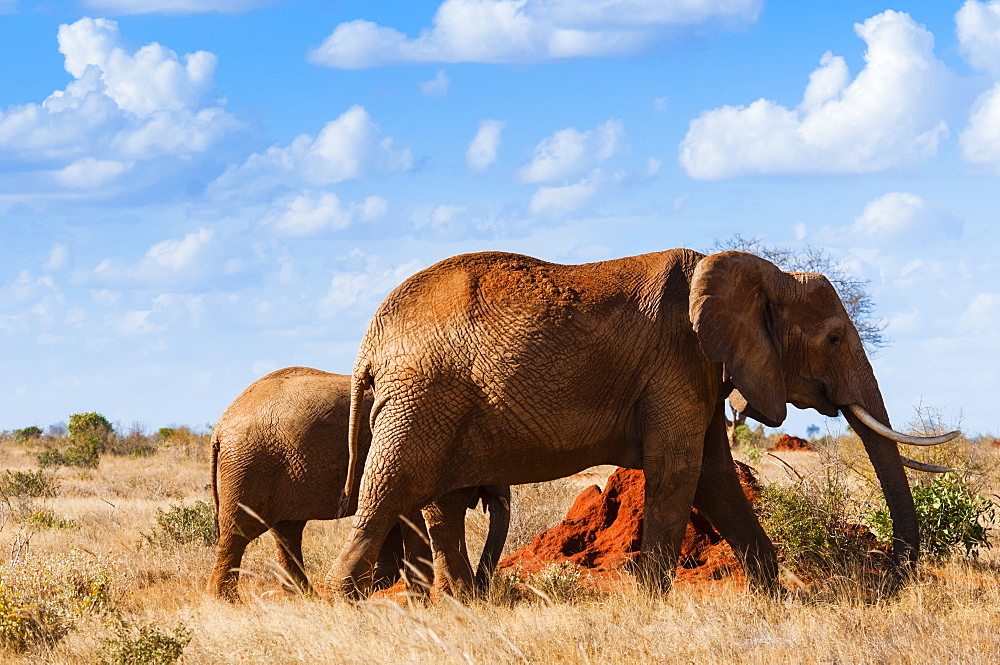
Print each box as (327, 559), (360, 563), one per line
(0, 549), (113, 653)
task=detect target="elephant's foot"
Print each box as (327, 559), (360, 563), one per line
(207, 572), (241, 602)
(626, 550), (677, 596)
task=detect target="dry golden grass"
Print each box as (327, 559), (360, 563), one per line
(0, 434), (998, 664)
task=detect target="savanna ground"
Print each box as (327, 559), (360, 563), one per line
(1, 420), (999, 664)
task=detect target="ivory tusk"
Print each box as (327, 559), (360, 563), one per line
(899, 455), (955, 474)
(846, 404), (961, 446)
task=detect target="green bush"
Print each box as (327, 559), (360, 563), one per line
(868, 473), (996, 559)
(12, 426), (42, 444)
(67, 412), (113, 440)
(128, 445), (157, 459)
(61, 438), (101, 468)
(35, 447), (65, 469)
(99, 621), (191, 665)
(33, 412), (114, 469)
(141, 500), (216, 548)
(1, 470), (58, 498)
(758, 476), (875, 576)
(18, 509), (80, 530)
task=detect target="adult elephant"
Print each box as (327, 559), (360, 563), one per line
(331, 250), (956, 599)
(207, 366), (510, 601)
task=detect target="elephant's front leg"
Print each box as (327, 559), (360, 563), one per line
(422, 488), (476, 601)
(633, 415), (705, 593)
(692, 401), (781, 594)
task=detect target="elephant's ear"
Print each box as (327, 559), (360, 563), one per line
(690, 251), (795, 426)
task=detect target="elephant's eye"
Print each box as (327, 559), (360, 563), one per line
(827, 332), (842, 347)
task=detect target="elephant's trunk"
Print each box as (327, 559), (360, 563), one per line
(842, 393), (919, 570)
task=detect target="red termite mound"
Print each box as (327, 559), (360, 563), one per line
(769, 434), (814, 452)
(496, 462), (760, 586)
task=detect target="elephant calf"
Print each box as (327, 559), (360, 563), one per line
(208, 366), (510, 601)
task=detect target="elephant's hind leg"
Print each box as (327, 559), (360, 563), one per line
(208, 507), (269, 601)
(329, 397), (452, 599)
(423, 488), (476, 601)
(273, 520), (310, 594)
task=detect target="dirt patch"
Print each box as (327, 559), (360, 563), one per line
(769, 434), (815, 452)
(497, 463), (761, 587)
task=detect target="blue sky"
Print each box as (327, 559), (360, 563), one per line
(1, 0), (998, 438)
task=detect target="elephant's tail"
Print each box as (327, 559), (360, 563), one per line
(340, 362), (372, 518)
(210, 430), (221, 543)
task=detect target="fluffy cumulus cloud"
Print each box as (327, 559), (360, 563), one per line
(0, 18), (241, 194)
(466, 119), (506, 170)
(519, 118), (623, 183)
(307, 0), (762, 68)
(957, 1), (1000, 171)
(679, 11), (952, 179)
(264, 191), (389, 236)
(956, 0), (1000, 74)
(209, 105), (412, 198)
(82, 0), (277, 14)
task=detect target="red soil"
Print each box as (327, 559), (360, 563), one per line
(769, 434), (815, 452)
(496, 463), (761, 587)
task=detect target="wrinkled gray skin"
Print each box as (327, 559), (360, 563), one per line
(208, 367), (510, 601)
(331, 250), (925, 599)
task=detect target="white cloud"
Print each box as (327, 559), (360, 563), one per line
(430, 204), (467, 227)
(58, 18), (216, 117)
(210, 105), (412, 197)
(307, 0), (762, 69)
(54, 158), (129, 189)
(519, 118), (623, 183)
(679, 11), (953, 179)
(960, 83), (1000, 170)
(45, 244), (70, 272)
(419, 69), (450, 97)
(94, 228), (215, 283)
(957, 2), (1000, 171)
(265, 191), (388, 236)
(847, 192), (962, 249)
(959, 292), (1000, 333)
(466, 119), (506, 170)
(528, 169), (604, 216)
(110, 309), (160, 336)
(0, 18), (241, 194)
(82, 1), (276, 14)
(956, 0), (1000, 75)
(317, 258), (423, 316)
(143, 228), (215, 271)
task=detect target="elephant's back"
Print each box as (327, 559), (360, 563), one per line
(214, 367), (372, 521)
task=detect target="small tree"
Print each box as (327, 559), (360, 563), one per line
(59, 412), (114, 468)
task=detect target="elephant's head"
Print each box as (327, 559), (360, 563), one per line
(689, 251), (957, 568)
